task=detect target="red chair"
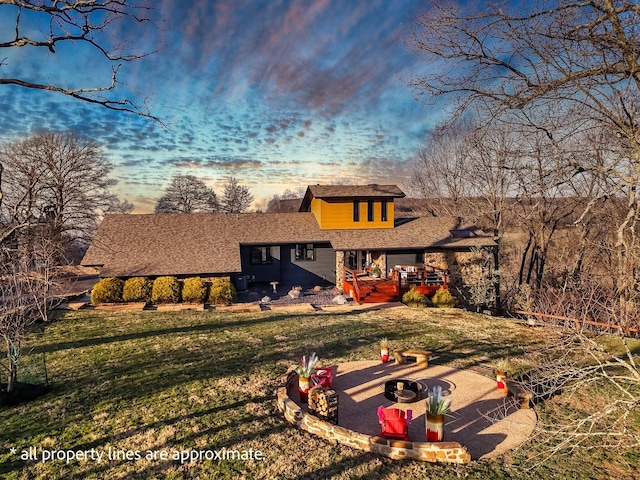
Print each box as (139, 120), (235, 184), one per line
(377, 406), (412, 441)
(311, 366), (333, 388)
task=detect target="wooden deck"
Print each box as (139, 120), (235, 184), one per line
(343, 268), (447, 304)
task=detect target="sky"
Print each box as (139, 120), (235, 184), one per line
(0, 0), (444, 213)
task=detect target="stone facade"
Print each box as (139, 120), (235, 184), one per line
(276, 370), (471, 464)
(424, 249), (498, 307)
(335, 250), (345, 291)
(423, 252), (449, 271)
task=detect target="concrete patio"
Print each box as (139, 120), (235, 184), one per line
(288, 360), (537, 460)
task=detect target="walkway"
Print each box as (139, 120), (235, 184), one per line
(289, 360), (536, 460)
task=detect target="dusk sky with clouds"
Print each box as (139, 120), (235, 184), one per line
(0, 0), (446, 212)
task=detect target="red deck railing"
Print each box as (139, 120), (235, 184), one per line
(391, 266), (448, 298)
(343, 267), (362, 302)
(343, 266), (449, 303)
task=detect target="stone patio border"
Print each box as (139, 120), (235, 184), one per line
(275, 369), (470, 464)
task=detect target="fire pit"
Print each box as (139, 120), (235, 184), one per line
(384, 379), (424, 403)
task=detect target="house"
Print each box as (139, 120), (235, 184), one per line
(82, 185), (497, 303)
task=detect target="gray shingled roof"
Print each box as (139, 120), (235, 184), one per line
(300, 184), (405, 211)
(308, 184), (405, 198)
(328, 217), (496, 250)
(82, 213), (495, 277)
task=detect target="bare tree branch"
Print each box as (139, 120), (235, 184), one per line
(0, 0), (162, 122)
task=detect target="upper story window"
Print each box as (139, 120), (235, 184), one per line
(381, 200), (388, 222)
(367, 200), (374, 222)
(295, 244), (315, 261)
(353, 200), (360, 222)
(250, 246), (272, 265)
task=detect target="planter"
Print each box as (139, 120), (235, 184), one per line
(298, 376), (310, 403)
(426, 413), (444, 442)
(381, 348), (389, 363)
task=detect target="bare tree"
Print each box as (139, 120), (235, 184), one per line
(0, 132), (117, 251)
(408, 0), (640, 310)
(105, 198), (135, 215)
(0, 236), (56, 393)
(510, 131), (581, 288)
(154, 175), (219, 214)
(0, 132), (120, 394)
(221, 177), (253, 213)
(0, 2), (159, 395)
(408, 0), (640, 138)
(0, 0), (161, 121)
(520, 325), (640, 464)
(410, 124), (473, 217)
(465, 124), (520, 241)
(410, 121), (519, 231)
(266, 187), (305, 212)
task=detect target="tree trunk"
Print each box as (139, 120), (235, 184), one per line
(6, 338), (17, 393)
(518, 234), (533, 286)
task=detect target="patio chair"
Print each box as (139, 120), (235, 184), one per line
(377, 406), (412, 441)
(311, 366), (333, 388)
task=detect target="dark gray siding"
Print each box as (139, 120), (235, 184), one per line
(240, 245), (281, 282)
(240, 243), (336, 286)
(280, 243), (335, 286)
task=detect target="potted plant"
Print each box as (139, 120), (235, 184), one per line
(296, 352), (319, 403)
(371, 265), (382, 278)
(425, 385), (451, 442)
(379, 337), (389, 363)
(495, 358), (512, 392)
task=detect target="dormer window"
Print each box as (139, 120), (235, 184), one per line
(367, 200), (374, 222)
(381, 201), (388, 222)
(353, 200), (360, 222)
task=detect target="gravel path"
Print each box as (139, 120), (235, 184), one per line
(237, 282), (349, 307)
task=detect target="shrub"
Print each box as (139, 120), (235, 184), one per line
(151, 276), (181, 304)
(431, 287), (458, 308)
(402, 287), (427, 308)
(182, 277), (207, 303)
(208, 277), (237, 305)
(122, 277), (152, 303)
(91, 277), (124, 304)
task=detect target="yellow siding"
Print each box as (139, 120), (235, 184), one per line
(310, 198), (395, 229)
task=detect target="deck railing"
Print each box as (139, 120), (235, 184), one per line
(392, 266), (447, 292)
(343, 267), (361, 302)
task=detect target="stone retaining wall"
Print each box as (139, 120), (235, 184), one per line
(276, 370), (470, 464)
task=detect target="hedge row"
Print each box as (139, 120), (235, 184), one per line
(91, 276), (237, 305)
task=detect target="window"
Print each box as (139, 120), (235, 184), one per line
(367, 200), (374, 222)
(250, 246), (272, 265)
(295, 244), (315, 261)
(353, 200), (360, 222)
(381, 200), (388, 221)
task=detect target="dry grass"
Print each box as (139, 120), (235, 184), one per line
(0, 307), (637, 479)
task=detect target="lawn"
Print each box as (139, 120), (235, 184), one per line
(0, 307), (638, 479)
